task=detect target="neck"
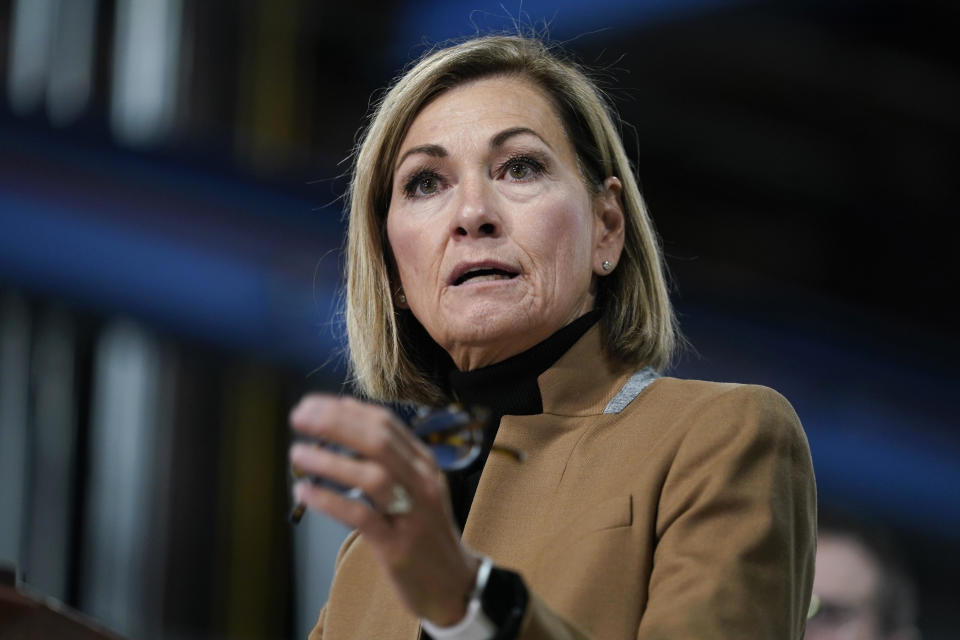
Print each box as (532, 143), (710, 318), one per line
(447, 321), (587, 372)
(447, 310), (600, 416)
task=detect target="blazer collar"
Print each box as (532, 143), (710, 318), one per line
(536, 324), (635, 416)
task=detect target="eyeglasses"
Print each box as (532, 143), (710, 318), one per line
(289, 404), (524, 524)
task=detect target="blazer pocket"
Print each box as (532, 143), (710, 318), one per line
(543, 494), (633, 551)
(532, 495), (641, 619)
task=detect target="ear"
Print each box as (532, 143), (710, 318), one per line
(386, 258), (410, 310)
(389, 272), (410, 310)
(592, 176), (626, 275)
(394, 285), (410, 310)
(380, 240), (410, 311)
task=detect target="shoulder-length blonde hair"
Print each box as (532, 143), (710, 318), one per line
(345, 35), (677, 404)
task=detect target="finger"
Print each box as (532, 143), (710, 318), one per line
(399, 424), (439, 471)
(360, 403), (432, 469)
(293, 480), (390, 537)
(290, 396), (432, 483)
(289, 443), (409, 512)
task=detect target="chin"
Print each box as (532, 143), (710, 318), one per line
(429, 301), (553, 368)
(446, 303), (521, 340)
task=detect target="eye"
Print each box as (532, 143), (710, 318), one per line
(415, 175), (440, 195)
(402, 170), (444, 198)
(498, 155), (545, 182)
(508, 162), (532, 180)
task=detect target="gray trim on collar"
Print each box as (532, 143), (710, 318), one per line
(603, 366), (661, 414)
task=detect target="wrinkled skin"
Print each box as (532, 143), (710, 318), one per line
(291, 75), (625, 626)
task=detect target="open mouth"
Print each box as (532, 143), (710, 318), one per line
(454, 267), (519, 286)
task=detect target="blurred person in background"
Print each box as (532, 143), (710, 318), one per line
(807, 512), (920, 640)
(288, 35), (816, 639)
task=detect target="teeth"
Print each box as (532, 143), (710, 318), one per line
(455, 268), (516, 285)
(467, 274), (511, 283)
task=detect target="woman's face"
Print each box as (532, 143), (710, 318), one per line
(386, 75), (623, 370)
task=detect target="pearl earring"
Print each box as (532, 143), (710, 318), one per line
(397, 291), (407, 304)
(601, 260), (612, 272)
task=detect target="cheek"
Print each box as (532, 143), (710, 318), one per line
(386, 216), (421, 279)
(387, 215), (446, 301)
(534, 201), (595, 273)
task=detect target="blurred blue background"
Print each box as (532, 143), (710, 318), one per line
(0, 0), (957, 638)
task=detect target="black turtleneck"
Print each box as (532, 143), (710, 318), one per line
(419, 312), (600, 640)
(445, 310), (600, 532)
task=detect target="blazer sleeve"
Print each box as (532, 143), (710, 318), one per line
(511, 385), (815, 640)
(635, 384), (817, 639)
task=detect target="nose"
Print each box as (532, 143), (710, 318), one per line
(451, 177), (501, 239)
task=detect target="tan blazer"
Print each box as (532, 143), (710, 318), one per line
(310, 326), (817, 639)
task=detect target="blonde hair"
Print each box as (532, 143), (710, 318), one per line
(345, 35), (678, 404)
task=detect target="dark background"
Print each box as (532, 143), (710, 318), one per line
(0, 0), (956, 638)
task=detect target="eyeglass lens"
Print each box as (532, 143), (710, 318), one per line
(289, 404), (523, 524)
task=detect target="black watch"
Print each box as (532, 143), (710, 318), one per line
(478, 563), (528, 638)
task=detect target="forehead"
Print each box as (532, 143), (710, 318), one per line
(398, 75), (572, 160)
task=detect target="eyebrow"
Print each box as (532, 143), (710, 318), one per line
(395, 144), (447, 169)
(395, 127), (553, 172)
(490, 127), (552, 150)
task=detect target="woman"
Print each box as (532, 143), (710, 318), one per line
(289, 35), (816, 639)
